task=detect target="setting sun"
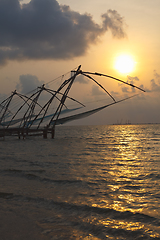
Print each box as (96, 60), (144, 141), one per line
(115, 55), (135, 74)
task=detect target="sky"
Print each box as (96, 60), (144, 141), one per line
(0, 0), (160, 125)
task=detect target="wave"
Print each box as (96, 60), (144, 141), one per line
(145, 173), (160, 180)
(1, 169), (83, 185)
(0, 192), (14, 199)
(1, 191), (160, 239)
(1, 191), (159, 226)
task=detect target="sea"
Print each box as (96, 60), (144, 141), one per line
(0, 124), (160, 240)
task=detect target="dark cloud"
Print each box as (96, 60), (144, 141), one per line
(16, 74), (44, 93)
(0, 0), (126, 65)
(101, 10), (127, 38)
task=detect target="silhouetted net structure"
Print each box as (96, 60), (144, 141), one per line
(0, 66), (145, 139)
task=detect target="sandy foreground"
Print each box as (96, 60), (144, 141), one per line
(0, 207), (48, 240)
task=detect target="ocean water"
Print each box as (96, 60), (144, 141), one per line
(0, 124), (160, 240)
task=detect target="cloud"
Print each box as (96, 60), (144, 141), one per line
(16, 74), (44, 93)
(119, 75), (140, 93)
(111, 91), (119, 95)
(101, 10), (127, 38)
(154, 70), (160, 84)
(121, 86), (129, 93)
(0, 0), (126, 65)
(120, 75), (151, 94)
(127, 76), (139, 82)
(145, 70), (160, 92)
(121, 71), (160, 94)
(150, 79), (160, 92)
(92, 85), (106, 96)
(74, 75), (89, 84)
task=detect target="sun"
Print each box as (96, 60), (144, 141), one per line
(115, 55), (135, 74)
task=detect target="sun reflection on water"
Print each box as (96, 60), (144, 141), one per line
(83, 125), (160, 238)
(101, 219), (145, 231)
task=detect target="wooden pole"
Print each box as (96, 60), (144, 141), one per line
(43, 128), (48, 139)
(51, 126), (55, 139)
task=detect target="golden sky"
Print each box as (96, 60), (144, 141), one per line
(0, 0), (160, 124)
